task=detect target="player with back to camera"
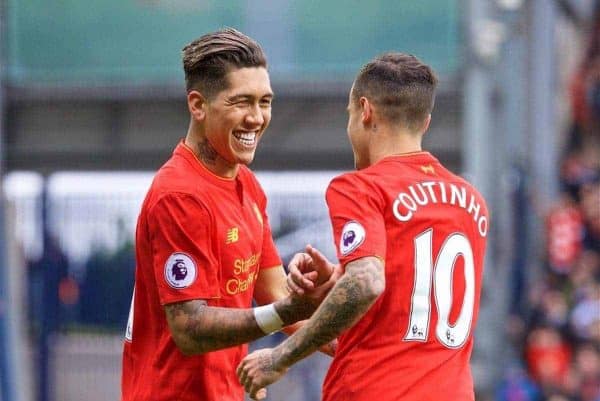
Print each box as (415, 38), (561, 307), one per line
(120, 28), (336, 401)
(238, 53), (489, 401)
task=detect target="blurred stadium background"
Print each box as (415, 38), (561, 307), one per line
(0, 1), (598, 400)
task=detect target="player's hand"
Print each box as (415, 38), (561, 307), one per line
(237, 348), (288, 400)
(287, 245), (340, 304)
(249, 388), (267, 401)
(319, 339), (338, 357)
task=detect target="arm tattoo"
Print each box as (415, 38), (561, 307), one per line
(165, 300), (265, 355)
(272, 257), (384, 368)
(165, 292), (318, 355)
(273, 295), (317, 325)
(197, 139), (217, 165)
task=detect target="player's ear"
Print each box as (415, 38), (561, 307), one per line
(359, 97), (372, 125)
(187, 90), (207, 122)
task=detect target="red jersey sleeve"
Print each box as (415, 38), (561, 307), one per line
(147, 193), (220, 304)
(254, 182), (282, 270)
(326, 173), (386, 267)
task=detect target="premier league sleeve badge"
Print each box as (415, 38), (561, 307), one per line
(339, 221), (366, 256)
(164, 252), (197, 289)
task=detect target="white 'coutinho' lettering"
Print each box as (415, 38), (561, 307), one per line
(421, 181), (438, 203)
(408, 184), (429, 205)
(392, 181), (488, 237)
(467, 195), (480, 221)
(439, 182), (448, 203)
(393, 192), (418, 222)
(478, 216), (488, 235)
(450, 184), (466, 208)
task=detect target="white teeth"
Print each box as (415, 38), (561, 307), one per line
(234, 132), (257, 146)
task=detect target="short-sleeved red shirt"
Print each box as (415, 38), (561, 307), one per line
(322, 152), (488, 401)
(121, 142), (282, 401)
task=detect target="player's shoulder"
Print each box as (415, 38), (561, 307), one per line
(327, 169), (380, 200)
(443, 168), (488, 205)
(328, 170), (363, 191)
(237, 165), (267, 198)
(144, 158), (208, 209)
(237, 164), (260, 185)
(437, 167), (490, 222)
(152, 157), (203, 192)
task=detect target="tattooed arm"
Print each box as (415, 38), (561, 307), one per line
(256, 250), (340, 357)
(237, 256), (385, 397)
(274, 256), (384, 365)
(165, 267), (317, 356)
(166, 301), (261, 355)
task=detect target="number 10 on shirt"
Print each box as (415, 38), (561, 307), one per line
(403, 229), (475, 349)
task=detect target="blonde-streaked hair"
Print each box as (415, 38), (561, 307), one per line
(182, 28), (267, 99)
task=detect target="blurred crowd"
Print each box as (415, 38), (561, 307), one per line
(498, 4), (600, 401)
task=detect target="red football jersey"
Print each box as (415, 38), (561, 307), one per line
(322, 152), (488, 401)
(121, 142), (282, 401)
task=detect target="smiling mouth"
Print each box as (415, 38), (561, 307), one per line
(233, 131), (257, 147)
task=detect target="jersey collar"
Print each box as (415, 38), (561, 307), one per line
(174, 140), (239, 187)
(379, 151), (438, 164)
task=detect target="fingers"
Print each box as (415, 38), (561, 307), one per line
(251, 388), (267, 400)
(237, 353), (268, 401)
(306, 245), (330, 269)
(288, 252), (311, 273)
(249, 383), (267, 400)
(305, 245), (334, 285)
(287, 271), (316, 296)
(286, 275), (304, 296)
(236, 356), (249, 385)
(287, 253), (316, 295)
(237, 358), (256, 395)
(291, 267), (315, 289)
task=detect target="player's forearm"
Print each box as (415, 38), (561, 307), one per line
(272, 293), (317, 325)
(165, 296), (315, 356)
(165, 301), (265, 355)
(272, 257), (385, 368)
(281, 321), (338, 357)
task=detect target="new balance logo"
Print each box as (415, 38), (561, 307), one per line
(226, 227), (239, 244)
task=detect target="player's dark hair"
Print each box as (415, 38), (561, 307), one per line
(352, 53), (438, 131)
(182, 28), (267, 99)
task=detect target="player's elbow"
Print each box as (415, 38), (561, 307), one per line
(164, 301), (211, 356)
(354, 257), (385, 301)
(372, 278), (385, 299)
(170, 328), (201, 356)
(364, 272), (385, 301)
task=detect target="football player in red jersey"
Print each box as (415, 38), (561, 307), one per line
(238, 53), (489, 401)
(121, 28), (335, 401)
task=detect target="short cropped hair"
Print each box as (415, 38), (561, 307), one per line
(352, 53), (438, 131)
(182, 28), (267, 99)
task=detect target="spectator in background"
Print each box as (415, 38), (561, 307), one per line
(574, 343), (600, 401)
(495, 365), (542, 401)
(570, 0), (600, 142)
(570, 282), (600, 342)
(580, 180), (600, 249)
(524, 325), (572, 392)
(514, 3), (600, 400)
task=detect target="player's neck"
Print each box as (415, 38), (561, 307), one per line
(369, 127), (423, 165)
(184, 126), (239, 179)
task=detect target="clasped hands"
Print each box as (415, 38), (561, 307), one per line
(237, 245), (341, 400)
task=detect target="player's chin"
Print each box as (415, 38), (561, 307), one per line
(235, 150), (257, 166)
